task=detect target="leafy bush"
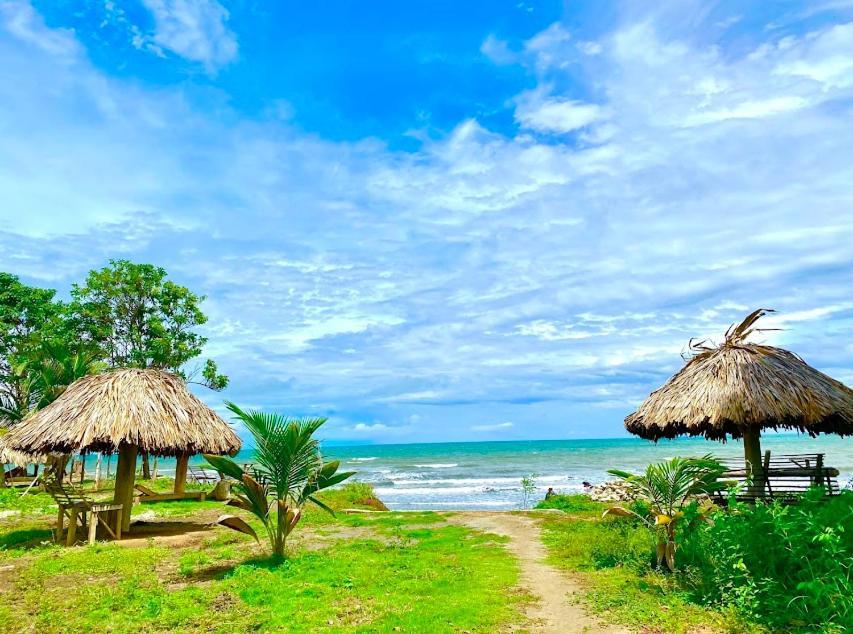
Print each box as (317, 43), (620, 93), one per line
(535, 493), (606, 514)
(682, 488), (853, 632)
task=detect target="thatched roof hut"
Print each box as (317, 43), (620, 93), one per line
(625, 309), (853, 485)
(4, 368), (240, 529)
(4, 368), (240, 457)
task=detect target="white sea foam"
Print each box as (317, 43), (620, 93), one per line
(413, 463), (458, 468)
(348, 457), (378, 462)
(390, 500), (516, 508)
(384, 475), (575, 487)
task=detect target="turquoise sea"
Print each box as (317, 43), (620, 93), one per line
(81, 435), (851, 510)
(161, 435), (853, 510)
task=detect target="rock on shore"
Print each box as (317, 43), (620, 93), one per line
(586, 480), (635, 503)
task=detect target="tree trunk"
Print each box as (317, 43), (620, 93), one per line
(141, 452), (151, 480)
(743, 428), (764, 497)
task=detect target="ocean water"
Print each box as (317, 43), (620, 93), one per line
(318, 436), (853, 510)
(84, 435), (852, 511)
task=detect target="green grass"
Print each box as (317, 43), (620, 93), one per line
(536, 494), (761, 634)
(0, 483), (525, 633)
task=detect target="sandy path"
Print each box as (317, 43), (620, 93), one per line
(454, 512), (628, 634)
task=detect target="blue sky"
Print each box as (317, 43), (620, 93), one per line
(1, 0), (852, 445)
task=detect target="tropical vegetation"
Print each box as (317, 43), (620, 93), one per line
(205, 402), (355, 558)
(604, 455), (727, 569)
(539, 485), (853, 633)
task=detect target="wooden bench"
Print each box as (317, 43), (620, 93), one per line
(714, 452), (840, 503)
(134, 483), (206, 503)
(44, 481), (123, 546)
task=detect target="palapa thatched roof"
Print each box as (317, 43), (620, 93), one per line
(3, 368), (241, 457)
(625, 309), (853, 441)
(0, 436), (49, 466)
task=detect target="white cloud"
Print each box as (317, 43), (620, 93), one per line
(352, 423), (388, 433)
(471, 422), (514, 432)
(141, 0), (237, 71)
(524, 22), (571, 70)
(515, 92), (605, 133)
(480, 34), (515, 65)
(774, 22), (853, 89)
(0, 0), (78, 56)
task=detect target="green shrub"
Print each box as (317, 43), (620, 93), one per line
(683, 488), (853, 632)
(535, 493), (606, 513)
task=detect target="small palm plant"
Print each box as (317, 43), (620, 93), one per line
(604, 455), (727, 570)
(205, 401), (355, 559)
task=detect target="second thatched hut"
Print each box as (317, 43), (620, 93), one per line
(625, 309), (853, 490)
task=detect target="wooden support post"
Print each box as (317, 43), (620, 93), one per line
(815, 454), (825, 487)
(88, 511), (99, 545)
(56, 506), (65, 542)
(113, 444), (139, 533)
(174, 453), (189, 494)
(94, 453), (103, 490)
(114, 509), (122, 541)
(106, 453), (112, 479)
(67, 509), (78, 546)
(743, 428), (764, 498)
(152, 457), (158, 480)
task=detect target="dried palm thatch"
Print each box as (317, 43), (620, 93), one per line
(0, 433), (49, 467)
(625, 309), (853, 441)
(3, 368), (241, 457)
(0, 427), (49, 467)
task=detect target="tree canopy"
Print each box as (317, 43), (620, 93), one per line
(69, 260), (227, 390)
(0, 273), (66, 420)
(0, 261), (227, 426)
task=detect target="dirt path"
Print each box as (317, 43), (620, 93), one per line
(454, 512), (628, 634)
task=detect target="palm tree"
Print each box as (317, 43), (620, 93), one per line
(604, 455), (727, 570)
(31, 340), (101, 409)
(205, 401), (355, 559)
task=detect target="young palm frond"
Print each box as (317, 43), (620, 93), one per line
(605, 455), (727, 570)
(205, 401), (355, 559)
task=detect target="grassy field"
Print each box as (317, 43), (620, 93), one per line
(535, 494), (761, 634)
(536, 493), (853, 634)
(0, 481), (525, 633)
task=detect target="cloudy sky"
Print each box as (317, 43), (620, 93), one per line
(1, 0), (852, 445)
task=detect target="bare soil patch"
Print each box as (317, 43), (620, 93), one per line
(452, 512), (629, 634)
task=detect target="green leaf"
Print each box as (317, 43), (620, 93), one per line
(216, 514), (259, 543)
(204, 454), (244, 481)
(308, 495), (337, 517)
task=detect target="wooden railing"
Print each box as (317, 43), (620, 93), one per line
(714, 452), (840, 503)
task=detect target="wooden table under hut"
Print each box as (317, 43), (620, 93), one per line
(3, 368), (241, 543)
(625, 309), (852, 502)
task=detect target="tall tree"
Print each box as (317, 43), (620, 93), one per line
(69, 260), (228, 477)
(69, 260), (227, 384)
(0, 273), (66, 421)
